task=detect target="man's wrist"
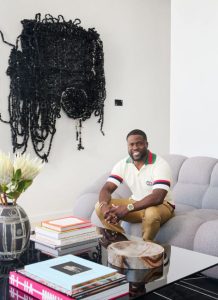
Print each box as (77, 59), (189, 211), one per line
(99, 201), (108, 209)
(127, 203), (135, 212)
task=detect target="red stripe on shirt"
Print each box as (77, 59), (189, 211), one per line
(153, 180), (171, 187)
(109, 174), (123, 183)
(148, 151), (153, 164)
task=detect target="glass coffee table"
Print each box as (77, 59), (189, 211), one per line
(97, 227), (218, 298)
(0, 228), (218, 299)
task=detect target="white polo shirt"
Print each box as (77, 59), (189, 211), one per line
(107, 151), (174, 205)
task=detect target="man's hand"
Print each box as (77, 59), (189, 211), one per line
(99, 182), (118, 224)
(108, 204), (129, 220)
(101, 205), (117, 224)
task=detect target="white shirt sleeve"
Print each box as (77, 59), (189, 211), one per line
(106, 160), (124, 187)
(152, 159), (172, 192)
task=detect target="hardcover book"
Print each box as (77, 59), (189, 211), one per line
(24, 254), (117, 292)
(9, 273), (71, 300)
(32, 234), (101, 250)
(35, 224), (96, 239)
(9, 271), (128, 300)
(34, 240), (98, 256)
(9, 284), (37, 300)
(73, 281), (129, 300)
(18, 269), (125, 296)
(41, 216), (91, 232)
(31, 232), (102, 247)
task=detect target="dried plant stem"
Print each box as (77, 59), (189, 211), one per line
(0, 194), (4, 205)
(2, 193), (8, 205)
(1, 194), (5, 205)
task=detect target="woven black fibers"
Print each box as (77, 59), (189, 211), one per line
(0, 14), (106, 161)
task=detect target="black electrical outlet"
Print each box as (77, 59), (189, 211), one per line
(115, 99), (123, 106)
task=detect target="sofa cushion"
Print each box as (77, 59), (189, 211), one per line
(122, 222), (142, 238)
(172, 157), (218, 208)
(186, 209), (218, 222)
(122, 213), (205, 250)
(208, 162), (218, 186)
(172, 183), (208, 208)
(202, 187), (218, 210)
(194, 220), (218, 279)
(91, 210), (104, 227)
(202, 163), (218, 209)
(177, 157), (217, 185)
(174, 203), (196, 215)
(162, 154), (187, 187)
(155, 215), (205, 250)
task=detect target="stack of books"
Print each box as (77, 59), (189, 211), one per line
(31, 216), (102, 257)
(9, 254), (129, 300)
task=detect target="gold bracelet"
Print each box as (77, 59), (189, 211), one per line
(99, 202), (108, 209)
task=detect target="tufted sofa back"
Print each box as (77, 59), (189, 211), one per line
(162, 154), (218, 210)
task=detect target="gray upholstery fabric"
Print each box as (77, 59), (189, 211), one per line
(202, 187), (218, 209)
(210, 163), (218, 186)
(173, 203), (196, 215)
(91, 210), (104, 227)
(177, 157), (217, 185)
(73, 193), (98, 219)
(162, 154), (187, 187)
(185, 209), (218, 221)
(172, 183), (208, 208)
(194, 220), (218, 278)
(72, 154), (218, 279)
(155, 215), (205, 250)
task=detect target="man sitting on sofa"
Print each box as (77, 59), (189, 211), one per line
(95, 129), (175, 241)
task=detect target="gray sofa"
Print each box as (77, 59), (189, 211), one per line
(73, 154), (218, 278)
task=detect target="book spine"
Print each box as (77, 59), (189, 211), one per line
(41, 222), (91, 232)
(34, 232), (101, 246)
(9, 285), (36, 300)
(35, 226), (96, 239)
(9, 271), (74, 300)
(35, 243), (97, 257)
(18, 269), (120, 296)
(73, 280), (128, 299)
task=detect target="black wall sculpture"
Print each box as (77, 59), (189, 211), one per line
(0, 14), (106, 161)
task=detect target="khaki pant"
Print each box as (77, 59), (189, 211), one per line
(95, 199), (174, 241)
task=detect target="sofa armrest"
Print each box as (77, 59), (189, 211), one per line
(72, 192), (99, 220)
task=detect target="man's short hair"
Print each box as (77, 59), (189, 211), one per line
(126, 129), (147, 141)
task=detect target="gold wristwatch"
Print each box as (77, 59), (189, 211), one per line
(127, 203), (134, 211)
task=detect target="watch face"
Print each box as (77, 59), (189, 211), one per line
(127, 203), (134, 211)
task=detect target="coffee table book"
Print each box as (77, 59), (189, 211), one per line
(31, 231), (102, 247)
(9, 270), (128, 300)
(34, 240), (98, 257)
(34, 224), (97, 239)
(24, 254), (118, 292)
(41, 216), (91, 232)
(9, 285), (36, 300)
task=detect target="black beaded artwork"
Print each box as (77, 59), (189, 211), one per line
(0, 14), (106, 161)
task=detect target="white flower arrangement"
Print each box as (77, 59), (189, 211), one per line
(0, 151), (44, 205)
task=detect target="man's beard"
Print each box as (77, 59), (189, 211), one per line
(129, 150), (147, 162)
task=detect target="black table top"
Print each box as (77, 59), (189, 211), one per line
(1, 228), (218, 300)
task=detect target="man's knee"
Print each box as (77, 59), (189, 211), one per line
(143, 206), (161, 223)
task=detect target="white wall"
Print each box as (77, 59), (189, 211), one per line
(0, 0), (170, 222)
(171, 0), (218, 157)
